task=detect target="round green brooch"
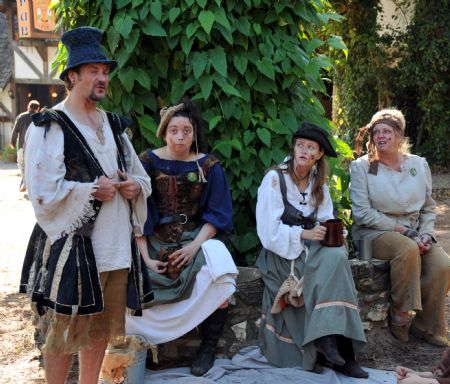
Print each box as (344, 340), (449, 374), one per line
(410, 168), (417, 176)
(187, 172), (197, 182)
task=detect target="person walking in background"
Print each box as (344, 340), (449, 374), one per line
(351, 108), (450, 346)
(19, 27), (152, 384)
(9, 99), (40, 192)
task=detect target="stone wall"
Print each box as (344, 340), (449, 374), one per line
(150, 262), (395, 369)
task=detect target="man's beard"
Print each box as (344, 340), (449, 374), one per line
(89, 84), (107, 101)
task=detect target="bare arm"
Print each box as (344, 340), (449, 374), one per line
(136, 235), (167, 274)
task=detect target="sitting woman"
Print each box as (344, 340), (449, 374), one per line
(396, 349), (450, 383)
(256, 122), (368, 378)
(350, 108), (450, 346)
(125, 98), (236, 376)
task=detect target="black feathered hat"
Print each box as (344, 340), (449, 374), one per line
(293, 122), (338, 157)
(59, 27), (117, 81)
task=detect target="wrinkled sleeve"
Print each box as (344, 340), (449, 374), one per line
(199, 162), (233, 234)
(350, 160), (397, 231)
(256, 170), (304, 260)
(121, 134), (152, 235)
(317, 184), (334, 222)
(418, 157), (436, 237)
(24, 121), (96, 243)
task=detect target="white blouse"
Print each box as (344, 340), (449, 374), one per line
(256, 168), (334, 260)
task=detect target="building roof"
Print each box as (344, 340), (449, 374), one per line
(0, 12), (12, 89)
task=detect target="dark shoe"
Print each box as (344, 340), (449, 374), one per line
(191, 345), (215, 376)
(334, 359), (369, 378)
(314, 336), (345, 366)
(410, 324), (448, 347)
(190, 307), (228, 376)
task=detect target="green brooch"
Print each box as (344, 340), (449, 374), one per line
(410, 168), (417, 176)
(187, 172), (197, 182)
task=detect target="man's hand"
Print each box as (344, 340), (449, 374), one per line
(301, 224), (326, 241)
(9, 143), (15, 150)
(92, 176), (118, 201)
(117, 170), (141, 200)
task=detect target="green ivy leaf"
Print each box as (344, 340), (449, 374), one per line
(135, 68), (151, 89)
(222, 83), (242, 98)
(199, 10), (215, 34)
(196, 0), (207, 8)
(192, 52), (208, 79)
(233, 55), (248, 75)
(150, 0), (162, 21)
(125, 29), (140, 53)
(113, 15), (134, 39)
(257, 127), (271, 146)
(132, 0), (144, 7)
(122, 92), (135, 113)
(209, 47), (227, 77)
(116, 0), (130, 9)
(171, 79), (185, 103)
(256, 57), (275, 80)
(107, 27), (121, 54)
(142, 17), (167, 36)
(169, 7), (181, 23)
(214, 140), (232, 157)
(208, 115), (222, 131)
(199, 76), (213, 99)
(180, 35), (194, 56)
(280, 109), (298, 132)
(186, 22), (199, 38)
(236, 16), (251, 36)
(265, 100), (277, 119)
(214, 7), (231, 30)
(118, 68), (135, 92)
(243, 131), (255, 145)
(259, 147), (272, 167)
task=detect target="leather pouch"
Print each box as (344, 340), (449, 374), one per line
(159, 245), (183, 280)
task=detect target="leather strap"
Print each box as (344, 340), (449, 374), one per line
(158, 214), (200, 225)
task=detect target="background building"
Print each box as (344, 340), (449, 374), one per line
(0, 0), (64, 150)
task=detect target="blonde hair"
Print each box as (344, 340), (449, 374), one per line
(355, 108), (411, 161)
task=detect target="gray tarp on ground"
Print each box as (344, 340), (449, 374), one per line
(143, 346), (395, 384)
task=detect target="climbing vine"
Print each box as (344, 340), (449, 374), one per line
(53, 0), (351, 265)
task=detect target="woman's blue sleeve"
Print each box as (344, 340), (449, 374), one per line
(200, 163), (233, 233)
(140, 150), (159, 236)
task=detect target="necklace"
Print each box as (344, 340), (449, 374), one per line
(91, 111), (105, 145)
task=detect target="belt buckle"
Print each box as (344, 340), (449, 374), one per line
(179, 213), (188, 224)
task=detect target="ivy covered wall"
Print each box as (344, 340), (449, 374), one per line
(53, 0), (352, 265)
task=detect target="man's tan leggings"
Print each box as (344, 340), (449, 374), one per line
(373, 232), (450, 337)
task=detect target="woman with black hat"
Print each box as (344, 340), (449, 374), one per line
(255, 122), (368, 378)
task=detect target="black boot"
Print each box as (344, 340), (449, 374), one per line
(333, 336), (369, 379)
(191, 307), (228, 376)
(314, 335), (345, 366)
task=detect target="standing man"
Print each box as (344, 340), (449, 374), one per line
(9, 99), (40, 192)
(20, 27), (152, 384)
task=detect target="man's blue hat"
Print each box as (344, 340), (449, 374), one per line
(59, 27), (117, 81)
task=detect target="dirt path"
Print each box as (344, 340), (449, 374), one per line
(1, 160), (449, 382)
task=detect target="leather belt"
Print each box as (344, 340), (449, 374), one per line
(158, 214), (199, 225)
